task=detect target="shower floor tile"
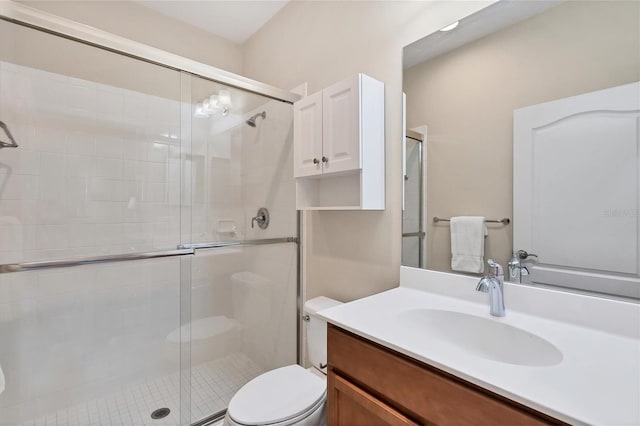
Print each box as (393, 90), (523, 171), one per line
(16, 354), (263, 426)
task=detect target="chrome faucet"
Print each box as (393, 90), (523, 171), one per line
(508, 250), (538, 283)
(476, 259), (505, 317)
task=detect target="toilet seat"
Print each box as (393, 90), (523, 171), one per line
(227, 365), (326, 426)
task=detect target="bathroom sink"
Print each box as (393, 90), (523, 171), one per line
(396, 309), (563, 367)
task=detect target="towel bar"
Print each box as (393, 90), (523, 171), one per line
(433, 217), (510, 225)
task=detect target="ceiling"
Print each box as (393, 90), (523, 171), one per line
(135, 0), (289, 44)
(403, 0), (561, 69)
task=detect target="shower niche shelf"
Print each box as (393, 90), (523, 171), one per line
(294, 73), (385, 211)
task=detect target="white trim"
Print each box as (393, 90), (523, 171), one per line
(0, 0), (301, 103)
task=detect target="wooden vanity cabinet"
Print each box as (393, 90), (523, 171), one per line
(327, 324), (565, 426)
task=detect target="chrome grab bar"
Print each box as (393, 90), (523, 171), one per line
(0, 249), (194, 273)
(0, 237), (299, 273)
(180, 237), (298, 250)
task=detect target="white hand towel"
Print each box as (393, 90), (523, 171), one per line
(450, 216), (487, 273)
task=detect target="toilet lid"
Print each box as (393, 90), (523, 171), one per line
(228, 365), (325, 426)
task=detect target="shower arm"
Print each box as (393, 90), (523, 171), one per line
(0, 121), (18, 149)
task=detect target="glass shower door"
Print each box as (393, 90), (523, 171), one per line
(0, 19), (191, 425)
(0, 12), (299, 426)
(185, 75), (297, 424)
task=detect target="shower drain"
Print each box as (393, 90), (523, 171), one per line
(151, 407), (171, 419)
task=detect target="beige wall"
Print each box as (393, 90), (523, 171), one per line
(8, 0), (499, 303)
(404, 0), (640, 274)
(19, 0), (243, 74)
(243, 0), (493, 302)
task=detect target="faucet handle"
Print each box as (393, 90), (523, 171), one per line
(487, 259), (503, 276)
(251, 207), (270, 230)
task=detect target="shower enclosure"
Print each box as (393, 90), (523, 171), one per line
(402, 130), (424, 268)
(0, 4), (299, 425)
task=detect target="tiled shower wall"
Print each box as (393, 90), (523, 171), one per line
(189, 91), (295, 243)
(0, 60), (186, 422)
(0, 61), (183, 263)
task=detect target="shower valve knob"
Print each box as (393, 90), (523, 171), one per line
(251, 207), (270, 230)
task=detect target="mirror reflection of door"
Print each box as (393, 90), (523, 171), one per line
(514, 82), (640, 298)
(402, 0), (639, 298)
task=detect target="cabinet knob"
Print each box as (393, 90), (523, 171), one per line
(322, 156), (328, 163)
(313, 158), (319, 164)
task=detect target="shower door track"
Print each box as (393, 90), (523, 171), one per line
(0, 237), (299, 273)
(0, 1), (301, 104)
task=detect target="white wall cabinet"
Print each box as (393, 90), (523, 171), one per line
(294, 73), (385, 210)
(293, 91), (323, 177)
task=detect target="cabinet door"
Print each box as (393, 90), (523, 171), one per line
(328, 372), (418, 426)
(294, 91), (323, 177)
(323, 76), (361, 174)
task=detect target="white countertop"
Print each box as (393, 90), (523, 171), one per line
(318, 267), (640, 425)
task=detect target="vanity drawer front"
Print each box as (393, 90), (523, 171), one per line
(328, 324), (557, 426)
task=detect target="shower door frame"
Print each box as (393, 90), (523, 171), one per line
(0, 1), (304, 424)
(0, 2), (300, 104)
(402, 130), (425, 268)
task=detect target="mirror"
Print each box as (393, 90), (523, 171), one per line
(401, 0), (640, 298)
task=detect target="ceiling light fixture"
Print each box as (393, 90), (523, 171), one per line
(194, 89), (232, 118)
(439, 21), (459, 32)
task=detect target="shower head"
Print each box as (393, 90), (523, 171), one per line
(246, 111), (266, 127)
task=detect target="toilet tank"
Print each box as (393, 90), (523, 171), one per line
(304, 296), (343, 373)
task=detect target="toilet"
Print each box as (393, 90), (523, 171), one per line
(224, 296), (343, 426)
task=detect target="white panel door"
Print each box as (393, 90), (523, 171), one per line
(514, 82), (640, 297)
(293, 91), (323, 177)
(322, 75), (361, 174)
